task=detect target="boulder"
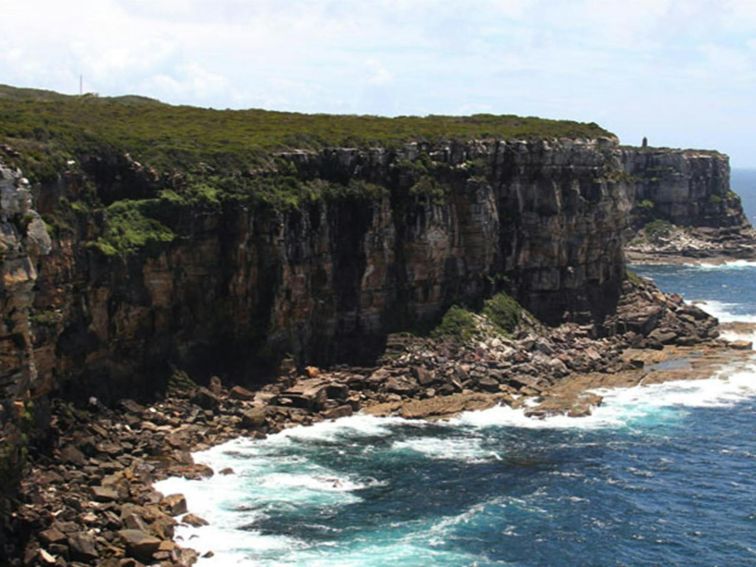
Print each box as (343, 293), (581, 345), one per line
(67, 532), (99, 562)
(230, 385), (256, 400)
(181, 513), (209, 527)
(92, 485), (119, 502)
(161, 494), (188, 516)
(39, 527), (66, 545)
(118, 530), (162, 560)
(240, 408), (267, 429)
(322, 405), (353, 420)
(208, 375), (223, 395)
(325, 382), (349, 401)
(384, 376), (417, 396)
(278, 379), (330, 410)
(412, 366), (436, 386)
(191, 387), (221, 411)
(477, 377), (501, 393)
(648, 328), (678, 344)
(59, 445), (87, 466)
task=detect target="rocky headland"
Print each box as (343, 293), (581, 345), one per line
(1, 85), (755, 565)
(622, 147), (756, 263)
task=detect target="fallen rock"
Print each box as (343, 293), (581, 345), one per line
(384, 376), (417, 395)
(649, 329), (678, 345)
(67, 532), (99, 562)
(161, 494), (188, 516)
(92, 485), (119, 502)
(39, 527), (66, 545)
(278, 379), (330, 410)
(729, 340), (752, 350)
(119, 530), (162, 560)
(191, 387), (221, 411)
(209, 375), (223, 395)
(477, 377), (500, 393)
(182, 513), (209, 527)
(322, 404), (353, 420)
(230, 385), (256, 400)
(59, 445), (87, 466)
(240, 408), (267, 429)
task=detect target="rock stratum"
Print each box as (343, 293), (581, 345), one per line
(0, 86), (753, 564)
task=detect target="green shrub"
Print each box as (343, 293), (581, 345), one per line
(708, 194), (722, 205)
(482, 292), (523, 336)
(644, 219), (674, 239)
(625, 269), (644, 287)
(431, 305), (479, 342)
(638, 199), (655, 210)
(92, 199), (175, 256)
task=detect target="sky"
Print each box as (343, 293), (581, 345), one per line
(1, 0), (755, 167)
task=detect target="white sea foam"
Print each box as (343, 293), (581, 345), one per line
(391, 436), (502, 462)
(452, 363), (756, 430)
(695, 299), (756, 323)
(683, 259), (756, 270)
(273, 413), (411, 443)
(153, 418), (394, 565)
(720, 329), (756, 345)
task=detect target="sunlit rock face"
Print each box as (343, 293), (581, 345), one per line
(622, 147), (747, 229)
(4, 137), (743, 402)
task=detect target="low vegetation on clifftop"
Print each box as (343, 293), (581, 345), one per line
(0, 84), (611, 182)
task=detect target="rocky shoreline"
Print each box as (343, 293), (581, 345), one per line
(625, 225), (756, 265)
(6, 277), (755, 566)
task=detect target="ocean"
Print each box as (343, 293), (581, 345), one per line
(155, 172), (756, 566)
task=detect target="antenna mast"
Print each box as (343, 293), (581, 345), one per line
(79, 74), (83, 95)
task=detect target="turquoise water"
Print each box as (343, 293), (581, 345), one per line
(156, 261), (756, 566)
(154, 174), (756, 565)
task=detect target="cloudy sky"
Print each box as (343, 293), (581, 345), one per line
(2, 0), (755, 166)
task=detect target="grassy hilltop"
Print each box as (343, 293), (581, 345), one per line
(0, 84), (611, 181)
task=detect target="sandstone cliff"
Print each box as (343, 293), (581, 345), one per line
(622, 147), (746, 228)
(12, 137), (633, 402)
(1, 136), (748, 408)
(621, 147), (755, 260)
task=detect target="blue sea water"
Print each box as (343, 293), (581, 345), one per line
(154, 173), (756, 566)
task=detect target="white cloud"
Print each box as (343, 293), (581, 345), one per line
(366, 59), (394, 86)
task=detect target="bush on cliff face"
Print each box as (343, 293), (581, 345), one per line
(431, 306), (479, 342)
(432, 292), (526, 343)
(482, 292), (523, 336)
(91, 199), (175, 256)
(638, 199), (655, 210)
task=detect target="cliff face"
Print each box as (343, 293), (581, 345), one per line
(0, 164), (51, 401)
(0, 137), (633, 401)
(622, 148), (747, 229)
(0, 139), (747, 406)
(0, 163), (51, 536)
